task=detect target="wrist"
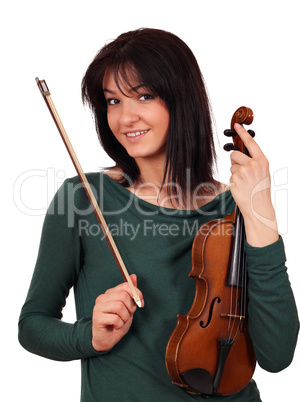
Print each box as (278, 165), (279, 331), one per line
(92, 338), (110, 352)
(243, 211), (279, 247)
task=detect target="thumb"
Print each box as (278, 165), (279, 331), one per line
(129, 273), (137, 287)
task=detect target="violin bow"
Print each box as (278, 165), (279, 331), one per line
(35, 77), (142, 308)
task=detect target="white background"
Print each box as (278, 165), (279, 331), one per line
(2, 0), (299, 400)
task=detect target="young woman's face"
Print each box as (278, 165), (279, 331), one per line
(102, 69), (170, 163)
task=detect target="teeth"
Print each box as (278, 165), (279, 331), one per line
(126, 130), (148, 137)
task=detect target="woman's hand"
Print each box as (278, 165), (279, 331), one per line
(92, 274), (144, 352)
(229, 123), (279, 247)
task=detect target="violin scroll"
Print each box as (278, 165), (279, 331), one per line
(231, 106), (253, 128)
(224, 106), (255, 154)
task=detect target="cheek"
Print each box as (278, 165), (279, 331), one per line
(160, 110), (170, 136)
(150, 103), (170, 132)
(106, 111), (117, 135)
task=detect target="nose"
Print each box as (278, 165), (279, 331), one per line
(119, 99), (140, 127)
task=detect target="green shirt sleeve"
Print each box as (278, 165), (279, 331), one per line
(245, 237), (299, 372)
(18, 179), (101, 361)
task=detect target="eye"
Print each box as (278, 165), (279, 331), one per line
(106, 98), (119, 106)
(139, 94), (154, 101)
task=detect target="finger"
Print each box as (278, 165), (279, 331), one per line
(94, 294), (134, 324)
(94, 293), (135, 324)
(130, 273), (137, 287)
(105, 279), (139, 302)
(102, 288), (137, 312)
(100, 275), (144, 309)
(103, 301), (133, 324)
(230, 164), (240, 175)
(230, 150), (250, 166)
(96, 310), (130, 330)
(234, 123), (265, 159)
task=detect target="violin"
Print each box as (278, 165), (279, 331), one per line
(165, 107), (256, 397)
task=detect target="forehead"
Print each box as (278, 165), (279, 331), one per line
(102, 69), (117, 90)
(102, 67), (144, 95)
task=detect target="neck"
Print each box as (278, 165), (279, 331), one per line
(135, 156), (167, 188)
(106, 157), (224, 210)
(130, 157), (221, 210)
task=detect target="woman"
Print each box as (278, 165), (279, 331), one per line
(19, 28), (299, 401)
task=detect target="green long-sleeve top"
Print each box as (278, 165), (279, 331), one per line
(19, 173), (299, 401)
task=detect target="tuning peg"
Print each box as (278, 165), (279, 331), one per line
(224, 143), (239, 152)
(224, 129), (237, 137)
(248, 130), (255, 138)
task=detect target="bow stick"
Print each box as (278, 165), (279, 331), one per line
(35, 77), (142, 308)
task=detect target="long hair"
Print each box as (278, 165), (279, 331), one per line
(82, 28), (217, 200)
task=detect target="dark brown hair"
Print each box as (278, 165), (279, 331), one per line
(82, 28), (217, 200)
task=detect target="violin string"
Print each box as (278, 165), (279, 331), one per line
(227, 216), (246, 344)
(232, 243), (247, 342)
(233, 241), (246, 342)
(229, 277), (240, 343)
(227, 221), (238, 343)
(227, 285), (234, 342)
(240, 230), (247, 332)
(242, 256), (248, 322)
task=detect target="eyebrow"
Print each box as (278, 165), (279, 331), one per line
(103, 88), (115, 94)
(103, 84), (147, 95)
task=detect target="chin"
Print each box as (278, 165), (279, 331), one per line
(126, 148), (150, 159)
(125, 146), (166, 162)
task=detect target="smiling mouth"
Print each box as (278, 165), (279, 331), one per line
(125, 129), (149, 137)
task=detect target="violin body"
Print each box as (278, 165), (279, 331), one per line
(165, 212), (256, 396)
(165, 107), (256, 396)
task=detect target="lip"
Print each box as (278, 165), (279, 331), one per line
(124, 129), (149, 143)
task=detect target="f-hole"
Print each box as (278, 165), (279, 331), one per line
(200, 297), (221, 328)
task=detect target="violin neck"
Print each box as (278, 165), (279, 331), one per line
(227, 208), (246, 287)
